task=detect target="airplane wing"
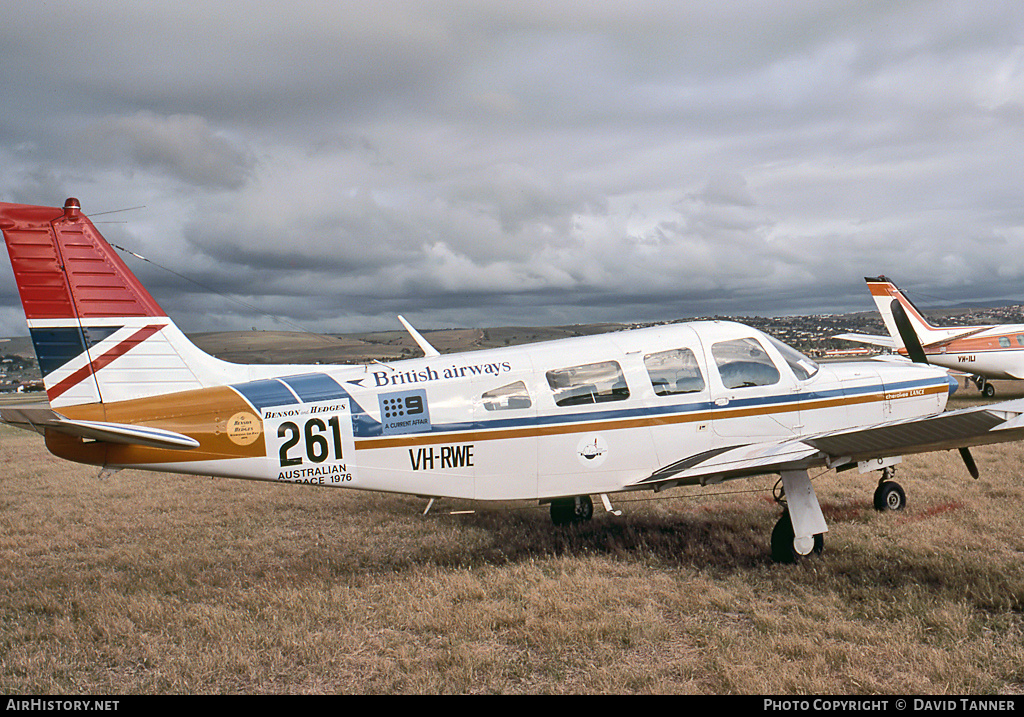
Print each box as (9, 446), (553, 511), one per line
(834, 329), (973, 376)
(0, 406), (200, 450)
(833, 332), (897, 348)
(640, 398), (1024, 488)
(836, 328), (992, 353)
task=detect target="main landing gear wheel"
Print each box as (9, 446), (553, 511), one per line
(550, 495), (594, 525)
(972, 376), (996, 398)
(873, 480), (907, 511)
(770, 512), (824, 564)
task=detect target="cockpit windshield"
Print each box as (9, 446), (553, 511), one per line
(765, 335), (820, 380)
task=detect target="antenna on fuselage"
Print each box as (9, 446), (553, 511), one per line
(398, 315), (441, 358)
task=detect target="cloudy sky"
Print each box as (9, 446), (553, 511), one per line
(2, 1), (1023, 336)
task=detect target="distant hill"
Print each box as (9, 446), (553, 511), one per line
(189, 324), (625, 364)
(0, 336), (37, 361)
(950, 300), (1023, 309)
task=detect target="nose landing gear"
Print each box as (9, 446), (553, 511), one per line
(873, 467), (907, 512)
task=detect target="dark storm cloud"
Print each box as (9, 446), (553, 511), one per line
(1, 1), (1023, 335)
(80, 112), (256, 189)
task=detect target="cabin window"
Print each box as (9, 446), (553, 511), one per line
(644, 348), (706, 396)
(1018, 335), (1024, 347)
(765, 335), (819, 380)
(711, 338), (781, 389)
(1000, 337), (1011, 348)
(481, 381), (532, 411)
(546, 361), (630, 406)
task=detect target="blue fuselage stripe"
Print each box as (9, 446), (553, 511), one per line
(229, 372), (944, 441)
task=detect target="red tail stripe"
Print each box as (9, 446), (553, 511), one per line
(47, 325), (164, 401)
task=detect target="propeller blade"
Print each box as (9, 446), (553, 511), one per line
(891, 299), (928, 364)
(959, 447), (980, 479)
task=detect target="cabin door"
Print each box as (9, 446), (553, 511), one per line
(703, 335), (803, 440)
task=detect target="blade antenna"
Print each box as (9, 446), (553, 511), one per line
(398, 315), (440, 357)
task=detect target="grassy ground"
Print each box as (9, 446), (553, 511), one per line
(2, 385), (1024, 694)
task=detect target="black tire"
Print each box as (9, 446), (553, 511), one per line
(771, 512), (823, 563)
(550, 495), (594, 525)
(983, 383), (996, 398)
(873, 481), (907, 511)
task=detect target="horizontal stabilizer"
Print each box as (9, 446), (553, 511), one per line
(0, 406), (200, 450)
(833, 333), (896, 348)
(919, 326), (989, 349)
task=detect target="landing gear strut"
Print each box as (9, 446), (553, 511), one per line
(970, 375), (996, 398)
(771, 470), (828, 564)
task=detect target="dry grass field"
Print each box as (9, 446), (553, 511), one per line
(2, 384), (1024, 694)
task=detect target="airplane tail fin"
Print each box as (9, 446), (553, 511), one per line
(864, 276), (945, 350)
(0, 198), (233, 408)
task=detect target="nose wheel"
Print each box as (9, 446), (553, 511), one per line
(873, 468), (907, 512)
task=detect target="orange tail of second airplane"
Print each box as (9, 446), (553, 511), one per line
(0, 198), (235, 408)
(864, 276), (966, 349)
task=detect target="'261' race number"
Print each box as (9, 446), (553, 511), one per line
(278, 416), (344, 467)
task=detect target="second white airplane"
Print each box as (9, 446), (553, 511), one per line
(838, 276), (1024, 397)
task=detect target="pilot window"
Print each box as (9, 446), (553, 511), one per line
(546, 361), (630, 407)
(765, 334), (819, 380)
(711, 338), (781, 389)
(481, 381), (532, 411)
(644, 348), (706, 396)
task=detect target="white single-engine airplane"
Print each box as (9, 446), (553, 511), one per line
(4, 200), (1024, 563)
(837, 276), (1024, 397)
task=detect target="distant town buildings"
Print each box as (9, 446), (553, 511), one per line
(0, 353), (41, 393)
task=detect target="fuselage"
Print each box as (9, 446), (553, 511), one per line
(911, 325), (1024, 380)
(49, 320), (953, 502)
